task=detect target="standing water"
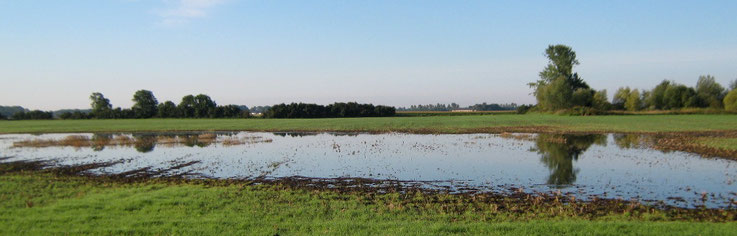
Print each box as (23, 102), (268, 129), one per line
(1, 132), (735, 208)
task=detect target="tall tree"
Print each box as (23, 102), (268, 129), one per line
(665, 84), (697, 109)
(157, 101), (180, 118)
(695, 75), (726, 108)
(624, 89), (641, 111)
(530, 45), (589, 111)
(193, 94), (217, 118)
(538, 45), (589, 91)
(178, 95), (196, 118)
(132, 90), (159, 118)
(644, 80), (672, 110)
(89, 92), (113, 119)
(612, 87), (631, 110)
(592, 90), (610, 110)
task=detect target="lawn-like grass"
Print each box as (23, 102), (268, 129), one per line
(2, 174), (735, 235)
(1, 114), (736, 134)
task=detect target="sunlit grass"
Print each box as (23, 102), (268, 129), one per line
(2, 174), (736, 235)
(1, 114), (737, 134)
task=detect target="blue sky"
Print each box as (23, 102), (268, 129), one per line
(1, 0), (736, 110)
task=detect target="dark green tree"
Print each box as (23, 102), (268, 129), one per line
(193, 94), (217, 118)
(178, 95), (196, 118)
(59, 111), (90, 119)
(644, 80), (672, 110)
(663, 84), (697, 109)
(218, 105), (246, 118)
(89, 92), (113, 119)
(132, 90), (159, 118)
(695, 75), (726, 108)
(11, 110), (53, 120)
(571, 88), (594, 107)
(156, 101), (179, 118)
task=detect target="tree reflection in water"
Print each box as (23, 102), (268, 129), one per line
(613, 134), (645, 149)
(91, 133), (112, 151)
(133, 134), (157, 153)
(533, 134), (606, 186)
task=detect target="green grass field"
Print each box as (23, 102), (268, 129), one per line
(2, 174), (736, 235)
(1, 114), (737, 134)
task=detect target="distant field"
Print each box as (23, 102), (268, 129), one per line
(1, 114), (736, 134)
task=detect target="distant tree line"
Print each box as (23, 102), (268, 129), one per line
(2, 91), (397, 120)
(397, 103), (517, 111)
(612, 76), (737, 111)
(0, 106), (27, 118)
(397, 103), (461, 111)
(249, 105), (271, 114)
(11, 110), (54, 120)
(468, 103), (518, 111)
(265, 102), (395, 118)
(0, 106), (86, 120)
(528, 44), (737, 114)
(85, 90), (250, 119)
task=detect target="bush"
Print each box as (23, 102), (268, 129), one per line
(724, 89), (737, 111)
(516, 104), (534, 114)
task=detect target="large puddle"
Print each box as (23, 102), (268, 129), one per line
(1, 132), (735, 209)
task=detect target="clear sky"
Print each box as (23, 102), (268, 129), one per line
(1, 0), (736, 110)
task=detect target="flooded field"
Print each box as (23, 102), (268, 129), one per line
(1, 132), (736, 209)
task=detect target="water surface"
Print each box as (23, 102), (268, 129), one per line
(1, 132), (735, 209)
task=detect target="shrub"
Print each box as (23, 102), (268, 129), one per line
(516, 104), (534, 114)
(724, 89), (737, 111)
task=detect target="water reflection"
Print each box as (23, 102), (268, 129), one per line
(11, 132), (272, 153)
(533, 134), (606, 186)
(2, 132), (736, 208)
(132, 134), (157, 153)
(273, 132), (319, 137)
(91, 134), (112, 151)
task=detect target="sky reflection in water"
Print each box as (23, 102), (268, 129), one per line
(1, 132), (735, 209)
